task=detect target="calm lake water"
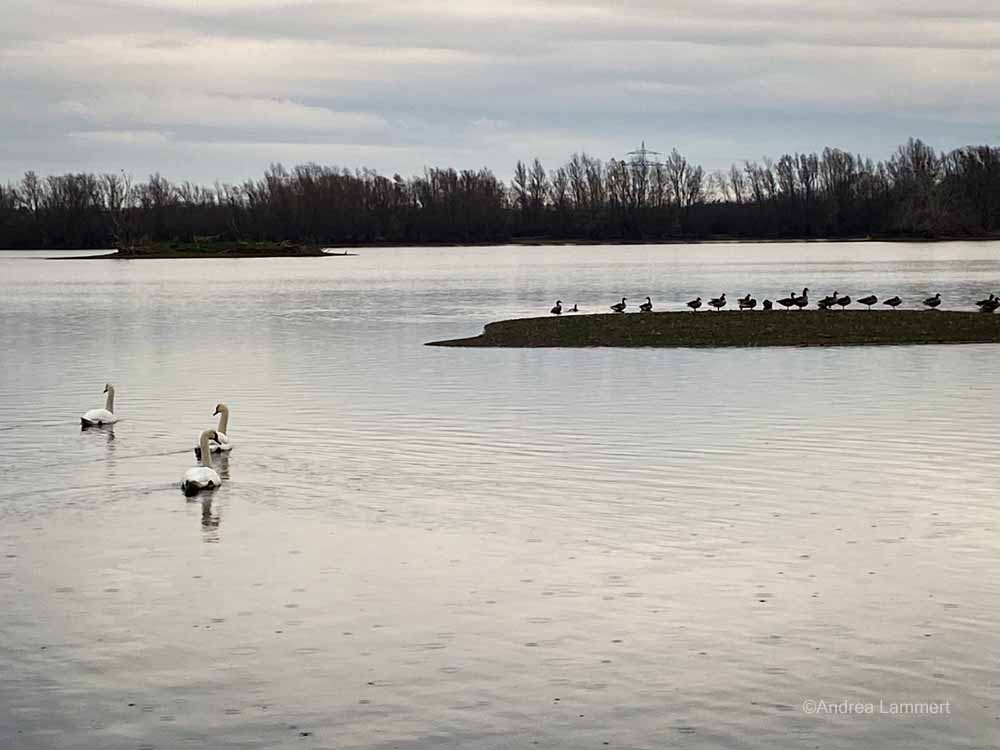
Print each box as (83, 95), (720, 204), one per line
(2, 242), (1000, 749)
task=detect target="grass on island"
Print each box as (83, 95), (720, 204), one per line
(428, 309), (1000, 348)
(61, 240), (354, 259)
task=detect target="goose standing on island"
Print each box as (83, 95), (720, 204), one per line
(194, 403), (233, 460)
(610, 298), (627, 313)
(639, 296), (653, 313)
(923, 293), (942, 310)
(687, 296), (702, 312)
(835, 294), (852, 310)
(550, 300), (563, 315)
(793, 288), (810, 310)
(883, 296), (902, 309)
(81, 384), (119, 427)
(709, 293), (727, 311)
(859, 295), (878, 310)
(818, 291), (838, 310)
(777, 292), (796, 310)
(738, 294), (757, 311)
(183, 430), (223, 496)
(975, 293), (996, 309)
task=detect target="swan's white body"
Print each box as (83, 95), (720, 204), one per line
(183, 431), (222, 496)
(81, 385), (118, 426)
(81, 408), (116, 425)
(194, 404), (233, 458)
(183, 466), (221, 490)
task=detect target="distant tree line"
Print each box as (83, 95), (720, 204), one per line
(1, 138), (999, 249)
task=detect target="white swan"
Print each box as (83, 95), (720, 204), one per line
(81, 384), (119, 427)
(183, 430), (223, 496)
(194, 403), (233, 459)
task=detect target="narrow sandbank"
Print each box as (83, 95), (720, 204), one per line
(429, 310), (1000, 348)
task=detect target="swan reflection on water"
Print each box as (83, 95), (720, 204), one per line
(80, 422), (115, 445)
(196, 453), (229, 542)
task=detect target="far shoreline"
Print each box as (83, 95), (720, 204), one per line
(26, 233), (1000, 258)
(241, 234), (1000, 249)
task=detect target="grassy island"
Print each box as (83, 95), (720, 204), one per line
(428, 310), (1000, 348)
(57, 240), (354, 259)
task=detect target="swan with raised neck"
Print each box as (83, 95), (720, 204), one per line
(81, 383), (119, 427)
(183, 430), (222, 496)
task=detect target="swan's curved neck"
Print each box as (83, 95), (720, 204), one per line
(105, 386), (115, 413)
(199, 432), (214, 468)
(217, 405), (229, 434)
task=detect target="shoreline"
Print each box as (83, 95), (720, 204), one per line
(24, 234), (1000, 258)
(234, 235), (1000, 249)
(428, 310), (1000, 348)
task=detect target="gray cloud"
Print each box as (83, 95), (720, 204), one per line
(2, 0), (998, 184)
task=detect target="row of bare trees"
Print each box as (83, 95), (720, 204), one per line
(1, 139), (998, 248)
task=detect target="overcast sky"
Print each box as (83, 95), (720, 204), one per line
(2, 0), (999, 184)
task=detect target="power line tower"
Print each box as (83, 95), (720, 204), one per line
(626, 141), (664, 170)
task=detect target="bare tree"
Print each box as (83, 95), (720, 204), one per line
(511, 160), (529, 213)
(528, 158), (549, 210)
(550, 166), (570, 211)
(100, 172), (139, 249)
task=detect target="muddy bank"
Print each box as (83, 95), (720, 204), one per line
(429, 310), (1000, 348)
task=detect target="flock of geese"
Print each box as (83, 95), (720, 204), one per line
(550, 291), (1000, 315)
(80, 384), (232, 496)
